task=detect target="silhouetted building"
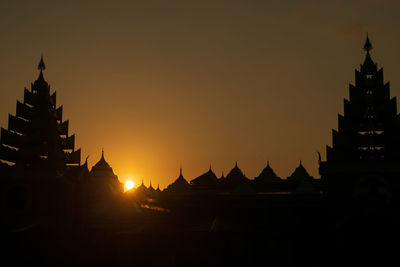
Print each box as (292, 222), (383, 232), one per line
(147, 181), (157, 196)
(0, 55), (80, 168)
(224, 162), (251, 191)
(0, 56), (83, 231)
(320, 35), (400, 215)
(156, 184), (162, 194)
(85, 151), (123, 228)
(255, 161), (280, 181)
(136, 179), (149, 194)
(287, 161), (314, 182)
(163, 168), (192, 194)
(190, 165), (219, 191)
(253, 161), (283, 192)
(89, 150), (122, 193)
(286, 161), (319, 194)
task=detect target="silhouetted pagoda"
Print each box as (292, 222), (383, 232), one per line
(190, 165), (218, 190)
(224, 162), (250, 190)
(287, 161), (314, 182)
(85, 151), (123, 228)
(320, 35), (400, 214)
(89, 150), (122, 194)
(0, 56), (83, 231)
(0, 56), (80, 170)
(254, 161), (282, 192)
(163, 168), (191, 194)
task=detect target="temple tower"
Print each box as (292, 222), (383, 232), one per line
(0, 57), (82, 231)
(0, 56), (81, 170)
(320, 35), (400, 215)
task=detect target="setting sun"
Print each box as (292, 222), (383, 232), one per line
(125, 180), (134, 191)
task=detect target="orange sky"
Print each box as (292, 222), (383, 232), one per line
(1, 1), (400, 188)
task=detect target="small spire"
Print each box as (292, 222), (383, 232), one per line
(209, 164), (212, 171)
(38, 54), (46, 71)
(363, 33), (373, 52)
(267, 160), (270, 166)
(299, 160), (303, 166)
(101, 149), (104, 160)
(235, 161), (238, 168)
(141, 178), (144, 185)
(179, 167), (182, 177)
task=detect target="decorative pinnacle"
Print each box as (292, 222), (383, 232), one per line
(38, 54), (46, 71)
(363, 33), (373, 52)
(179, 167), (182, 176)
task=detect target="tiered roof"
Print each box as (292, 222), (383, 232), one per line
(148, 181), (157, 195)
(90, 150), (118, 179)
(190, 165), (218, 187)
(287, 161), (314, 182)
(225, 162), (248, 184)
(327, 35), (400, 162)
(255, 161), (280, 181)
(0, 56), (80, 168)
(164, 168), (191, 193)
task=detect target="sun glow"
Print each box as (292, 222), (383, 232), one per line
(125, 180), (134, 191)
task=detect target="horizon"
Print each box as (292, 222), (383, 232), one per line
(2, 1), (400, 189)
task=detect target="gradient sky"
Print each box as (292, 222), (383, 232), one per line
(1, 0), (400, 188)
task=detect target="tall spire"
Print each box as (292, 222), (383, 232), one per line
(361, 33), (376, 72)
(363, 33), (372, 52)
(36, 54), (46, 82)
(101, 149), (104, 160)
(38, 54), (46, 71)
(179, 167), (182, 177)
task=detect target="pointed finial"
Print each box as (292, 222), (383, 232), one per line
(209, 164), (212, 171)
(141, 178), (144, 185)
(101, 149), (104, 160)
(38, 54), (46, 71)
(235, 161), (238, 168)
(267, 160), (270, 166)
(180, 167), (182, 176)
(300, 160), (303, 166)
(363, 33), (373, 52)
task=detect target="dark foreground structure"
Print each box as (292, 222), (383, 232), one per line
(1, 36), (400, 266)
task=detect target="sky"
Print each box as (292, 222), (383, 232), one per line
(1, 0), (400, 188)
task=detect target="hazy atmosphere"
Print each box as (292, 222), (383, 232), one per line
(1, 0), (400, 188)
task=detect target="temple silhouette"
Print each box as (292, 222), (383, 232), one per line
(1, 36), (399, 266)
